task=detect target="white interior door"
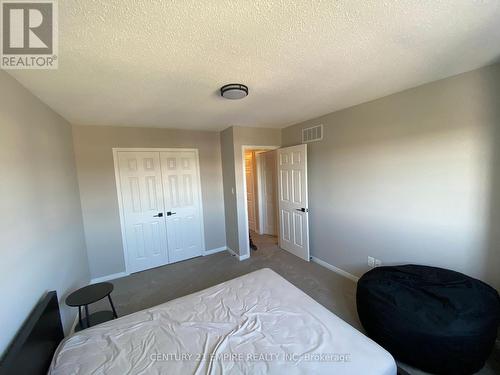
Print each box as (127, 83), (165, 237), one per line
(245, 151), (257, 232)
(117, 151), (169, 273)
(277, 144), (310, 261)
(257, 150), (277, 235)
(160, 150), (204, 263)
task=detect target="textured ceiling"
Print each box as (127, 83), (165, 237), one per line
(8, 1), (500, 130)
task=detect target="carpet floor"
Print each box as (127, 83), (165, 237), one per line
(91, 232), (500, 375)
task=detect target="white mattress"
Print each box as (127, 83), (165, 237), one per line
(49, 268), (396, 375)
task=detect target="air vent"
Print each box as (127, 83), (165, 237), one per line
(302, 124), (323, 143)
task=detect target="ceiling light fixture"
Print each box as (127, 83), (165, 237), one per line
(220, 83), (248, 100)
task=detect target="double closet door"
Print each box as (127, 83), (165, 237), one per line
(116, 149), (204, 274)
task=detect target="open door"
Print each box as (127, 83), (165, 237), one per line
(277, 144), (310, 261)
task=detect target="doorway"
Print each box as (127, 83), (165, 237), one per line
(241, 144), (310, 261)
(243, 147), (279, 254)
(113, 148), (205, 274)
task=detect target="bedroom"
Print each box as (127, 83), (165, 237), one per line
(1, 1), (500, 374)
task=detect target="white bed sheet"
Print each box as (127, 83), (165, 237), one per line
(49, 268), (396, 375)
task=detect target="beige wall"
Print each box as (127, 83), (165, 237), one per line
(282, 64), (500, 289)
(0, 72), (89, 355)
(220, 126), (281, 255)
(72, 125), (226, 279)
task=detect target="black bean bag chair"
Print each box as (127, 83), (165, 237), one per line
(356, 265), (500, 375)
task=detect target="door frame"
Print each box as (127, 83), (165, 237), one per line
(112, 147), (206, 274)
(255, 152), (264, 234)
(241, 145), (280, 257)
(256, 151), (277, 236)
(244, 150), (258, 232)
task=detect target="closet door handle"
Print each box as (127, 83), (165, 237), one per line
(296, 208), (308, 213)
(153, 213), (163, 217)
(166, 211), (177, 216)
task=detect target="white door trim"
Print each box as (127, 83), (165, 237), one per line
(112, 147), (206, 274)
(244, 150), (257, 232)
(241, 145), (280, 258)
(256, 151), (277, 236)
(256, 153), (265, 235)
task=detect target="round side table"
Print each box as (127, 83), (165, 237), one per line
(66, 282), (118, 331)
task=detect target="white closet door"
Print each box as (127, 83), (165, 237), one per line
(277, 144), (310, 261)
(160, 151), (204, 263)
(117, 151), (169, 273)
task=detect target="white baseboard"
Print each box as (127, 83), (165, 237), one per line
(227, 247), (238, 257)
(226, 247), (249, 261)
(91, 271), (129, 284)
(203, 246), (227, 255)
(311, 256), (359, 282)
(69, 312), (80, 334)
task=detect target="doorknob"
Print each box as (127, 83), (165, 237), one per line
(296, 208), (308, 213)
(166, 211), (177, 216)
(153, 213), (163, 217)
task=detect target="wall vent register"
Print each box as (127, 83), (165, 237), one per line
(302, 124), (323, 143)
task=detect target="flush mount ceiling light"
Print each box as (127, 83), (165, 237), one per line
(220, 83), (248, 100)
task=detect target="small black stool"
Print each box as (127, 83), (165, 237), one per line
(66, 282), (118, 331)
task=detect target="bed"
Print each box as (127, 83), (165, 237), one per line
(2, 268), (396, 374)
